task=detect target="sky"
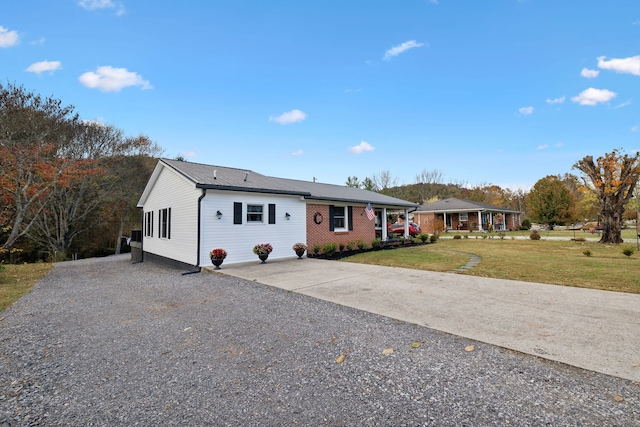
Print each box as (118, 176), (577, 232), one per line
(2, 1), (640, 191)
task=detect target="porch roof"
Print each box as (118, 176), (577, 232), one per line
(416, 197), (521, 214)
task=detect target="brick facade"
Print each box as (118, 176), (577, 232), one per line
(306, 203), (376, 252)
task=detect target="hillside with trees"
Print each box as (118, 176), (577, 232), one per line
(0, 83), (162, 263)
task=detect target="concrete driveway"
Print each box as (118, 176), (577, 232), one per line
(209, 257), (640, 383)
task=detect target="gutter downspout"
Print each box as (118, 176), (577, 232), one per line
(196, 188), (207, 270)
(183, 189), (206, 276)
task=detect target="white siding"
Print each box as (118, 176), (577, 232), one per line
(201, 190), (306, 265)
(142, 166), (200, 266)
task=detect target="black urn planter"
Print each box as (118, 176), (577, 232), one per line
(295, 249), (305, 259)
(211, 258), (224, 269)
(258, 253), (269, 263)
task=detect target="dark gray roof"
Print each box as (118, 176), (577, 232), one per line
(157, 159), (417, 208)
(417, 197), (521, 213)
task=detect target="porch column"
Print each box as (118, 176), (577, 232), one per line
(443, 212), (447, 232)
(382, 208), (388, 240)
(478, 210), (483, 231)
(404, 209), (409, 237)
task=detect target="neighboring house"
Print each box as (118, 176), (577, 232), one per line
(414, 198), (522, 233)
(136, 159), (418, 270)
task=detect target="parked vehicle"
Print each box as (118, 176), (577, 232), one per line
(388, 222), (421, 236)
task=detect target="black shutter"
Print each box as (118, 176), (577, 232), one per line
(234, 202), (242, 224)
(168, 208), (171, 239)
(268, 204), (276, 224)
(158, 209), (161, 237)
(348, 206), (353, 231)
(329, 205), (335, 231)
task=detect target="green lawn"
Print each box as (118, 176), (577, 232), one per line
(344, 238), (640, 294)
(0, 263), (53, 311)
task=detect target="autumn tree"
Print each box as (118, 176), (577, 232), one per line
(372, 170), (398, 192)
(0, 83), (79, 257)
(573, 150), (640, 244)
(527, 175), (576, 227)
(26, 125), (162, 258)
(574, 185), (600, 223)
(413, 169), (444, 203)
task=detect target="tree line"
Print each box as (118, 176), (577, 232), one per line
(1, 83), (162, 263)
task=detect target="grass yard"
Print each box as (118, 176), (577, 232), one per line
(344, 239), (640, 294)
(0, 263), (53, 311)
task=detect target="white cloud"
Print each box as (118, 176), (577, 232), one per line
(536, 144), (549, 150)
(344, 88), (362, 93)
(291, 149), (304, 156)
(383, 40), (426, 61)
(269, 109), (307, 125)
(613, 99), (632, 109)
(597, 55), (640, 76)
(571, 87), (617, 106)
(546, 96), (565, 105)
(25, 60), (62, 75)
(348, 141), (375, 154)
(30, 37), (46, 46)
(518, 106), (534, 116)
(0, 26), (19, 48)
(580, 68), (599, 78)
(81, 118), (106, 126)
(555, 142), (564, 148)
(78, 0), (125, 15)
(79, 66), (152, 92)
(631, 126), (638, 132)
(183, 150), (197, 158)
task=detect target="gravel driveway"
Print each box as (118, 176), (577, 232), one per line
(1, 255), (638, 426)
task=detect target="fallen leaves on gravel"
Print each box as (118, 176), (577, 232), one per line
(382, 348), (394, 355)
(465, 345), (475, 352)
(335, 354), (345, 363)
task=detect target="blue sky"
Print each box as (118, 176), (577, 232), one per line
(3, 1), (639, 190)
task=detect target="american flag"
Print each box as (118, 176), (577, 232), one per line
(365, 203), (375, 220)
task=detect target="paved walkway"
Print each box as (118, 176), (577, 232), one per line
(208, 257), (640, 383)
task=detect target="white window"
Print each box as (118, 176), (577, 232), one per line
(459, 212), (468, 221)
(159, 208), (171, 239)
(145, 211), (153, 237)
(247, 204), (263, 223)
(333, 206), (346, 230)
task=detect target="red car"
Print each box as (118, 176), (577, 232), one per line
(388, 222), (421, 236)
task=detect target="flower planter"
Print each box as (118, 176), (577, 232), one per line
(258, 253), (269, 263)
(295, 249), (306, 259)
(211, 258), (224, 269)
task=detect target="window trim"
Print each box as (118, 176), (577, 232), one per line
(333, 206), (346, 231)
(330, 205), (352, 232)
(159, 207), (171, 239)
(246, 204), (264, 223)
(145, 211), (153, 237)
(459, 212), (469, 221)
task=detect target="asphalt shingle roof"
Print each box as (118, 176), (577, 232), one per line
(160, 159), (417, 208)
